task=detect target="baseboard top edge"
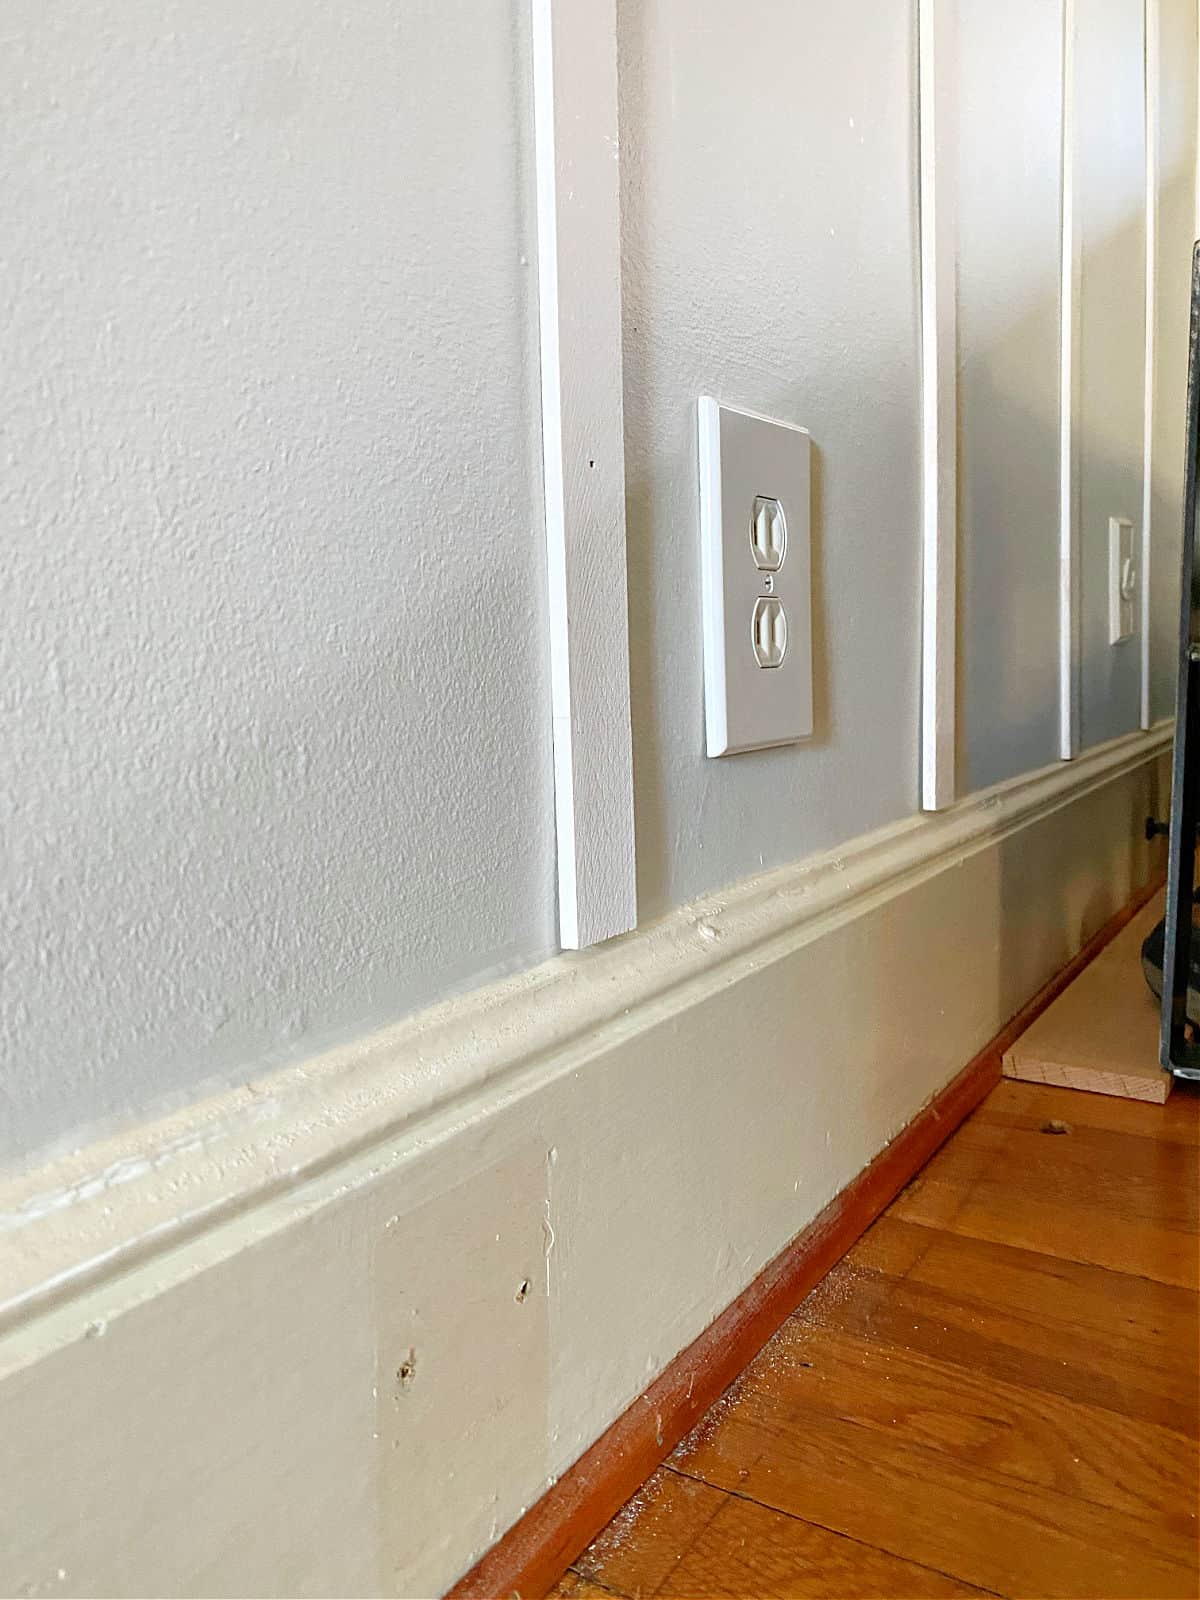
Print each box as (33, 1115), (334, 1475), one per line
(0, 724), (1169, 1333)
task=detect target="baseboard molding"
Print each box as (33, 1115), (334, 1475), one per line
(0, 725), (1169, 1328)
(0, 728), (1170, 1598)
(448, 872), (1165, 1599)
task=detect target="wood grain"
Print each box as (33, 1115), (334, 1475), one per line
(568, 1469), (725, 1598)
(976, 1075), (1200, 1146)
(891, 1107), (1199, 1287)
(712, 1310), (1198, 1525)
(565, 1038), (1198, 1599)
(566, 1468), (990, 1599)
(655, 1489), (991, 1600)
(847, 1218), (1200, 1433)
(1003, 893), (1170, 1101)
(675, 1391), (1196, 1599)
(908, 1112), (1199, 1230)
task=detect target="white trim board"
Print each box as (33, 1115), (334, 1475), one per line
(1142, 0), (1160, 731)
(0, 728), (1169, 1597)
(531, 0), (637, 950)
(918, 0), (958, 810)
(1060, 0), (1083, 759)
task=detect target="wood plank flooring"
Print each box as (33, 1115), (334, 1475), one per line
(552, 1077), (1200, 1599)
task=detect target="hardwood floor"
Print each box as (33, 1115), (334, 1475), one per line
(552, 1077), (1200, 1599)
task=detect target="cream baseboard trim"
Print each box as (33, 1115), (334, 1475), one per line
(0, 727), (1170, 1597)
(0, 724), (1169, 1328)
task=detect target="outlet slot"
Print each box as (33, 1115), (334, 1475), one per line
(751, 596), (788, 668)
(750, 496), (787, 571)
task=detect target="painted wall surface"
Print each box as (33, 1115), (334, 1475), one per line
(1075, 0), (1148, 748)
(3, 0), (1196, 1165)
(0, 4), (1194, 1591)
(1150, 0), (1200, 723)
(956, 0), (1065, 793)
(618, 0), (923, 920)
(0, 0), (555, 1166)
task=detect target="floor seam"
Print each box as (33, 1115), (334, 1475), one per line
(564, 1566), (632, 1599)
(664, 1462), (1009, 1598)
(743, 1396), (1200, 1539)
(639, 1472), (730, 1600)
(813, 1267), (1200, 1438)
(922, 1217), (1199, 1291)
(879, 1216), (1200, 1292)
(565, 1078), (1197, 1600)
(975, 1114), (1200, 1153)
(574, 1470), (728, 1600)
(897, 1220), (943, 1281)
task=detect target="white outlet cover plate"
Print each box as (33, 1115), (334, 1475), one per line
(1108, 515), (1136, 645)
(698, 397), (813, 755)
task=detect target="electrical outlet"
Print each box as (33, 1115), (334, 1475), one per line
(1108, 516), (1136, 644)
(698, 398), (813, 755)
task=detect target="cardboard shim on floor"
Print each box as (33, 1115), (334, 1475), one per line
(1003, 893), (1172, 1103)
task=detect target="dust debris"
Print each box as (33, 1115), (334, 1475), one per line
(789, 1261), (866, 1327)
(1041, 1119), (1072, 1135)
(672, 1367), (750, 1460)
(579, 1473), (661, 1563)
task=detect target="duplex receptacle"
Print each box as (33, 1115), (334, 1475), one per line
(698, 397), (813, 755)
(1108, 516), (1136, 645)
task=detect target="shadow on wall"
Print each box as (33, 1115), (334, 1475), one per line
(965, 201), (1180, 1037)
(954, 230), (1063, 797)
(994, 754), (1169, 1053)
(624, 195), (1171, 914)
(615, 0), (1186, 924)
(959, 186), (1193, 795)
(1150, 162), (1198, 721)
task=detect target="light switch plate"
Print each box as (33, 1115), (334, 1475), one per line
(698, 398), (813, 755)
(1108, 515), (1136, 644)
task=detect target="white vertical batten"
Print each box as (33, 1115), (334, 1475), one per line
(1141, 0), (1160, 729)
(1059, 0), (1082, 758)
(530, 0), (637, 949)
(918, 0), (958, 811)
